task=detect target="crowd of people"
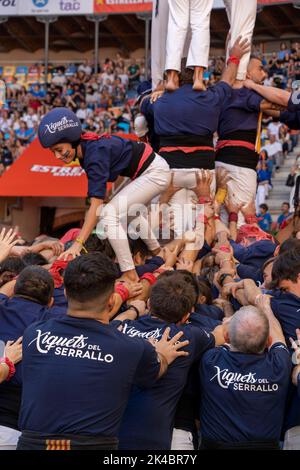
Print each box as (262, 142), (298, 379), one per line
(0, 56), (147, 175)
(3, 0), (300, 453)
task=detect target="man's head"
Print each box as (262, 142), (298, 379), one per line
(246, 56), (267, 84)
(227, 306), (270, 354)
(272, 249), (300, 296)
(262, 257), (276, 290)
(150, 271), (198, 324)
(14, 266), (54, 306)
(0, 256), (26, 287)
(64, 253), (119, 316)
(260, 203), (269, 215)
(270, 134), (277, 144)
(281, 202), (290, 215)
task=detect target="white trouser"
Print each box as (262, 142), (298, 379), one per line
(98, 155), (171, 273)
(152, 0), (191, 89)
(215, 161), (257, 227)
(256, 185), (267, 213)
(171, 428), (195, 450)
(0, 425), (21, 450)
(224, 0), (257, 81)
(168, 169), (216, 238)
(151, 0), (169, 89)
(284, 426), (300, 450)
(165, 0), (213, 71)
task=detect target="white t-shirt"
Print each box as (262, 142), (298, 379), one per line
(268, 122), (282, 140)
(23, 113), (39, 129)
(262, 141), (283, 157)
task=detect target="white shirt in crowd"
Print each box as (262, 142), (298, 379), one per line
(262, 141), (283, 158)
(23, 113), (39, 129)
(78, 64), (92, 76)
(267, 122), (282, 140)
(76, 108), (93, 120)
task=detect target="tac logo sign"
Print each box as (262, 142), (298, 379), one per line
(18, 0), (93, 15)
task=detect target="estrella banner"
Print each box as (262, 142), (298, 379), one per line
(94, 0), (152, 14)
(93, 0), (294, 15)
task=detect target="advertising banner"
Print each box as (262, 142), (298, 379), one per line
(17, 0), (94, 16)
(0, 0), (17, 16)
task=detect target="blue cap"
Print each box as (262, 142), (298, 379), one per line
(38, 107), (82, 148)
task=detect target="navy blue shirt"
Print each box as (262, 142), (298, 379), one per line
(0, 296), (66, 431)
(189, 311), (222, 332)
(80, 137), (146, 199)
(200, 344), (291, 442)
(280, 110), (300, 130)
(19, 316), (160, 437)
(230, 240), (276, 270)
(147, 82), (232, 136)
(218, 88), (263, 137)
(116, 315), (215, 450)
(0, 296), (66, 385)
(271, 291), (300, 343)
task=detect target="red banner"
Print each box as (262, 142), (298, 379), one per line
(94, 0), (292, 14)
(94, 0), (152, 14)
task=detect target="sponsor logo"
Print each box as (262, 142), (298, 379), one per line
(43, 116), (79, 135)
(32, 0), (48, 7)
(31, 165), (85, 177)
(28, 329), (114, 363)
(210, 366), (279, 392)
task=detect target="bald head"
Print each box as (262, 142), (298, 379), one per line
(228, 307), (270, 354)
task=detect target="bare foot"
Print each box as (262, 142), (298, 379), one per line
(165, 70), (180, 91)
(193, 79), (206, 91)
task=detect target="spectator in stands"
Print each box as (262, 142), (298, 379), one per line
(127, 58), (141, 89)
(276, 202), (292, 231)
(257, 204), (273, 233)
(262, 134), (283, 171)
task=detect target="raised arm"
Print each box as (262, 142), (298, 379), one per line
(244, 80), (290, 108)
(221, 36), (251, 86)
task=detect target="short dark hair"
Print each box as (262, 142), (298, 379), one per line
(197, 278), (213, 305)
(272, 249), (300, 285)
(64, 253), (119, 304)
(282, 202), (290, 208)
(260, 204), (269, 212)
(279, 238), (300, 256)
(14, 266), (54, 305)
(0, 256), (25, 275)
(150, 271), (198, 323)
(22, 252), (48, 266)
(84, 234), (116, 260)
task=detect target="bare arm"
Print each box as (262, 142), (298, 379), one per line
(221, 36), (251, 86)
(244, 80), (290, 108)
(256, 294), (286, 347)
(59, 197), (103, 260)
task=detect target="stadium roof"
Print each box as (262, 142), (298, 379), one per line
(0, 3), (299, 54)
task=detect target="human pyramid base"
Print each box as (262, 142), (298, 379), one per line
(2, 0), (300, 452)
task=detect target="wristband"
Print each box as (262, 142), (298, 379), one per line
(229, 212), (238, 223)
(0, 357), (15, 381)
(245, 215), (258, 225)
(227, 56), (240, 66)
(115, 283), (129, 302)
(75, 238), (88, 254)
(198, 197), (212, 205)
(219, 245), (231, 253)
(140, 272), (157, 286)
(127, 304), (140, 319)
(215, 188), (227, 204)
